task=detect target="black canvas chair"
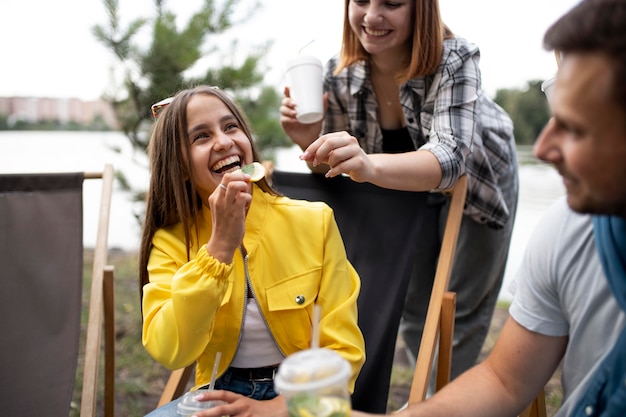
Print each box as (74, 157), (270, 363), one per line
(0, 165), (116, 417)
(271, 171), (431, 412)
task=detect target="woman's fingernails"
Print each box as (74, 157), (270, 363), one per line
(300, 151), (309, 160)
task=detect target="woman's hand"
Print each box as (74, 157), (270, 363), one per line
(279, 86), (326, 151)
(191, 389), (288, 417)
(205, 171), (252, 264)
(301, 131), (375, 183)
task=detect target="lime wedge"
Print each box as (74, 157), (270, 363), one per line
(239, 162), (266, 182)
(291, 396), (350, 417)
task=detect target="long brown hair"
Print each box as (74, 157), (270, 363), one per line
(139, 86), (277, 297)
(335, 0), (453, 82)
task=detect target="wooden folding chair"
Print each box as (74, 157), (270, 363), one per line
(408, 175), (467, 402)
(520, 389), (547, 417)
(0, 164), (116, 417)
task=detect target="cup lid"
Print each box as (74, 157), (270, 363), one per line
(274, 348), (351, 393)
(541, 75), (557, 93)
(176, 390), (225, 415)
(286, 55), (322, 69)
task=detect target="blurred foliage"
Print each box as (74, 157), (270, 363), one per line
(493, 80), (551, 145)
(92, 0), (291, 204)
(0, 114), (113, 131)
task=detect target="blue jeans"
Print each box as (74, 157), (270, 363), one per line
(144, 368), (278, 417)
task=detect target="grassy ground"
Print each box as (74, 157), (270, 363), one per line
(73, 251), (562, 416)
(72, 250), (171, 417)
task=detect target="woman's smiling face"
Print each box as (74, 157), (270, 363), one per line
(185, 93), (253, 203)
(348, 0), (414, 58)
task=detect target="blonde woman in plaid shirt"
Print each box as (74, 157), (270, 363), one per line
(280, 0), (518, 406)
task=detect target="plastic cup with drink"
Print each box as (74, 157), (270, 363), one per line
(274, 348), (352, 417)
(176, 390), (226, 416)
(177, 352), (223, 416)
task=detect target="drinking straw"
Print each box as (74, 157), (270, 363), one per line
(208, 351), (222, 391)
(299, 39), (315, 55)
(311, 304), (322, 349)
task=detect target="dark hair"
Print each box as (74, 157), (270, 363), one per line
(544, 0), (626, 111)
(139, 86), (278, 295)
(335, 0), (453, 82)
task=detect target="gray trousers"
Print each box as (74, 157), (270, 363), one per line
(400, 161), (519, 384)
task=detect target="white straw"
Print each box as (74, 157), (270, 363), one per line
(208, 351), (222, 391)
(311, 304), (321, 349)
(299, 39), (315, 55)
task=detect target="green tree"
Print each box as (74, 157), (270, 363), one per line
(92, 0), (290, 154)
(92, 0), (291, 207)
(494, 80), (551, 146)
(0, 113), (8, 130)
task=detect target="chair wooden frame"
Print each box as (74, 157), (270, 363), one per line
(82, 165), (116, 417)
(408, 175), (467, 403)
(520, 389), (547, 417)
(0, 164), (116, 416)
(158, 365), (196, 407)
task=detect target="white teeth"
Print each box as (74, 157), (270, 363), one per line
(211, 155), (241, 172)
(364, 27), (390, 37)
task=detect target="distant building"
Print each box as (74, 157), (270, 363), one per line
(0, 96), (118, 129)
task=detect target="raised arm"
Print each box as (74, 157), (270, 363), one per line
(355, 316), (567, 417)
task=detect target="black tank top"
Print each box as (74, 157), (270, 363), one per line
(381, 126), (415, 154)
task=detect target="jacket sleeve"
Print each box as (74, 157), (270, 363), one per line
(141, 228), (233, 370)
(317, 205), (366, 391)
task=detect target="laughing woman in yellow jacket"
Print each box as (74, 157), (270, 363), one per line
(140, 86), (365, 417)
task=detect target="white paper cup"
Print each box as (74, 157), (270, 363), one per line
(541, 75), (557, 104)
(286, 56), (324, 124)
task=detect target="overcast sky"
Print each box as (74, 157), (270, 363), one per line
(0, 0), (580, 100)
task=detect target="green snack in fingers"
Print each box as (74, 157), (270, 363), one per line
(239, 162), (266, 182)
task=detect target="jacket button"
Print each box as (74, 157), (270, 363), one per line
(295, 295), (305, 304)
(585, 405), (593, 415)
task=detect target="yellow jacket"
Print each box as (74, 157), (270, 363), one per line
(142, 185), (365, 391)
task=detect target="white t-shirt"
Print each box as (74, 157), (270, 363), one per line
(509, 197), (626, 417)
(230, 297), (284, 369)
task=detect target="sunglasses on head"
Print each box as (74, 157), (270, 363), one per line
(151, 87), (221, 120)
(151, 97), (174, 120)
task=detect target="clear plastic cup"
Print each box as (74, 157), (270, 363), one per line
(176, 390), (226, 416)
(274, 348), (351, 417)
(285, 56), (324, 124)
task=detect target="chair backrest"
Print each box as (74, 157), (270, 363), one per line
(520, 389), (548, 417)
(0, 165), (116, 417)
(155, 171), (466, 413)
(408, 175), (467, 402)
(271, 171), (431, 412)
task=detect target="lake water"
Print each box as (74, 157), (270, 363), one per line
(0, 131), (565, 301)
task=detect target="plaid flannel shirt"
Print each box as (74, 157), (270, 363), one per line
(322, 37), (516, 228)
